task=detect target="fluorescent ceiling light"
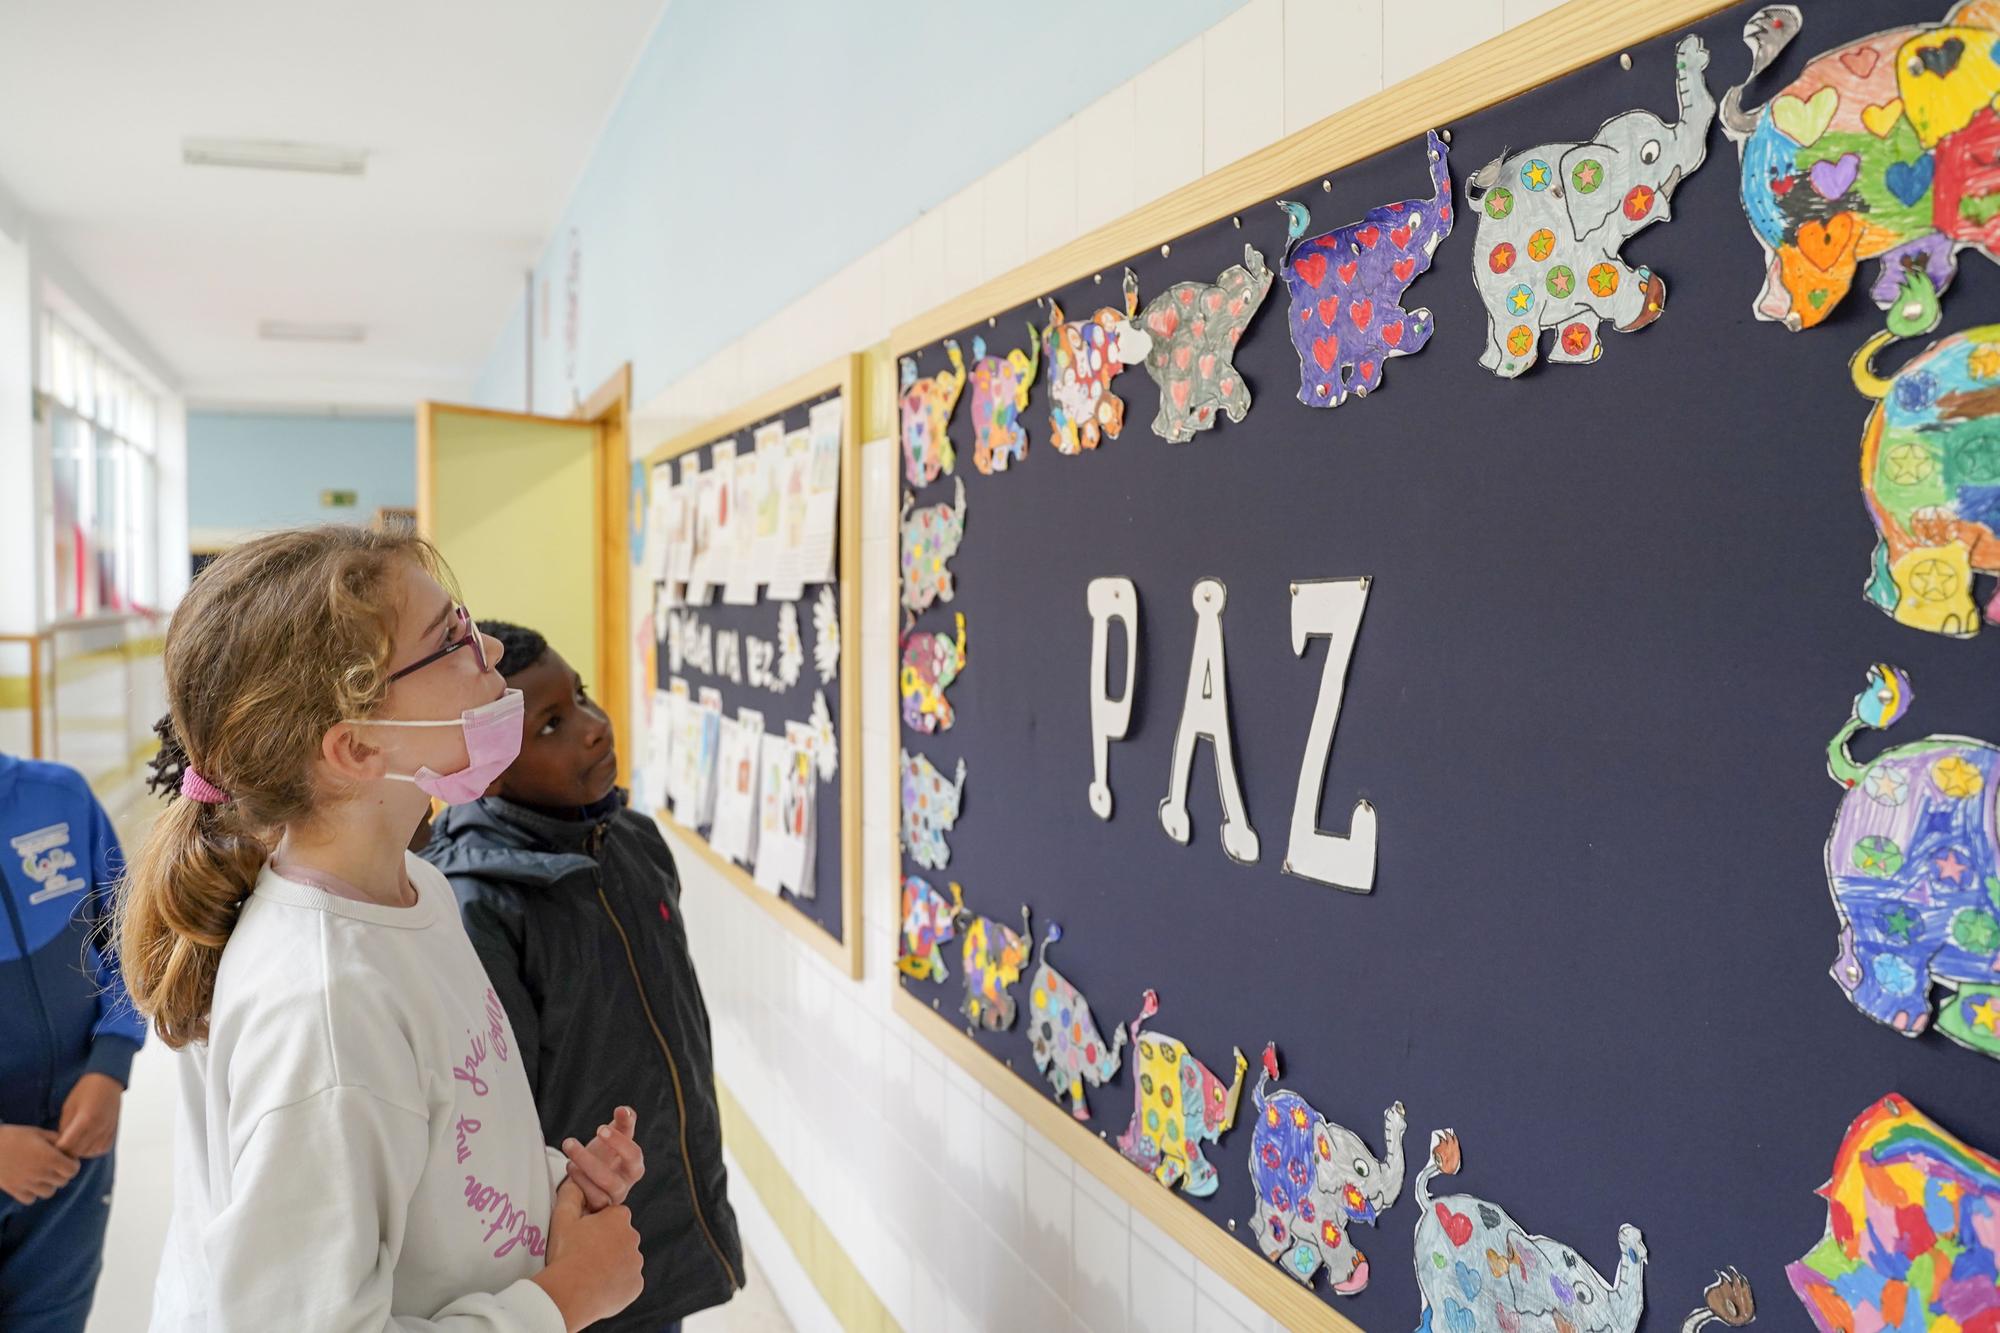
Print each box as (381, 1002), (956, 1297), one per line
(258, 320), (366, 343)
(182, 137), (367, 176)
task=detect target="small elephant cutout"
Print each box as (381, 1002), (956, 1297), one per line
(900, 477), (966, 619)
(960, 902), (1031, 1031)
(898, 876), (962, 984)
(899, 749), (965, 872)
(1133, 245), (1275, 441)
(1466, 35), (1714, 377)
(900, 341), (966, 486)
(1025, 922), (1125, 1120)
(1277, 130), (1453, 407)
(1247, 1045), (1405, 1297)
(969, 327), (1038, 474)
(1115, 989), (1247, 1198)
(1043, 287), (1153, 455)
(900, 612), (966, 734)
(1722, 2), (2000, 331)
(1824, 665), (2000, 1059)
(1851, 271), (2000, 638)
(1414, 1130), (1654, 1333)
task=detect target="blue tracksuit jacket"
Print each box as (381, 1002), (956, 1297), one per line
(0, 755), (144, 1129)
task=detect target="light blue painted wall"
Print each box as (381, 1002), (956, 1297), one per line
(187, 411), (414, 531)
(472, 0), (1245, 412)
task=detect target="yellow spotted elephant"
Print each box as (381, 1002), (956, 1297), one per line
(1115, 989), (1248, 1198)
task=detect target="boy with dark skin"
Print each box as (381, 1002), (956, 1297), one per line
(422, 622), (743, 1333)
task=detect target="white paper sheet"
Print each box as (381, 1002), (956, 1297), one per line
(751, 422), (785, 586)
(664, 676), (692, 811)
(766, 428), (813, 601)
(644, 686), (674, 812)
(752, 730), (788, 895)
(710, 707), (763, 866)
(682, 459), (717, 607)
(708, 716), (751, 863)
(721, 443), (761, 606)
(669, 457), (698, 587)
(801, 398), (844, 585)
(775, 720), (817, 898)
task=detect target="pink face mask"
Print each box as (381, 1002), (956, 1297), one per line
(349, 688), (525, 804)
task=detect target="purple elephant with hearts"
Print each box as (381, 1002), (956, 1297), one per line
(1276, 130), (1453, 408)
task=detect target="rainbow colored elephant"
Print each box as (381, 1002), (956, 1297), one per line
(1722, 2), (2000, 330)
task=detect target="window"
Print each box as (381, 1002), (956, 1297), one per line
(37, 314), (160, 618)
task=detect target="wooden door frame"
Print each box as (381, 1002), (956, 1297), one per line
(576, 364), (633, 793)
(413, 365), (635, 792)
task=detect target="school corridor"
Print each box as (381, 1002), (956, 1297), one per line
(14, 1), (1990, 1332)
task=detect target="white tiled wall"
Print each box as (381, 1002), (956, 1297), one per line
(636, 2), (1555, 1327)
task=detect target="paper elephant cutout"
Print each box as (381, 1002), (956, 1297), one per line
(1851, 270), (2000, 638)
(900, 342), (966, 487)
(900, 612), (967, 734)
(1721, 1), (2000, 331)
(898, 876), (962, 984)
(1115, 989), (1247, 1198)
(1413, 1129), (1652, 1333)
(1789, 1095), (1994, 1332)
(1132, 247), (1274, 441)
(900, 748), (966, 872)
(1824, 665), (2000, 1060)
(1466, 35), (1714, 377)
(1246, 1044), (1405, 1297)
(968, 328), (1039, 474)
(1024, 922), (1126, 1120)
(1043, 288), (1153, 455)
(900, 477), (966, 620)
(960, 901), (1032, 1031)
(1277, 130), (1453, 407)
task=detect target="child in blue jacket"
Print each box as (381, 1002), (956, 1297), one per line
(0, 752), (145, 1333)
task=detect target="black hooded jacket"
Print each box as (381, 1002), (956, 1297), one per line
(422, 793), (743, 1327)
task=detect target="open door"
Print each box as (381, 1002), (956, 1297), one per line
(417, 366), (631, 787)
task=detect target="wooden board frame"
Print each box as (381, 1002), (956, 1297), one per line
(644, 354), (865, 980)
(881, 1), (1740, 1327)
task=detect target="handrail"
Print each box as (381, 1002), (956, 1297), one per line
(0, 630), (49, 757)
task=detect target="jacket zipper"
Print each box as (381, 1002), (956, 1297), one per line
(0, 873), (62, 1123)
(593, 880), (741, 1291)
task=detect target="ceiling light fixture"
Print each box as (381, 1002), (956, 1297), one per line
(182, 137), (367, 176)
(257, 320), (367, 343)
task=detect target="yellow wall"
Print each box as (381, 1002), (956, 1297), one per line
(428, 413), (600, 686)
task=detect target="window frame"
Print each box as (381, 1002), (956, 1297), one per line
(36, 312), (162, 620)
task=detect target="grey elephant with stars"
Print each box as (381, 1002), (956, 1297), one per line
(1464, 34), (1715, 378)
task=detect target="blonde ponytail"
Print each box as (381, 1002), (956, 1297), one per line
(114, 525), (446, 1048)
(118, 796), (266, 1047)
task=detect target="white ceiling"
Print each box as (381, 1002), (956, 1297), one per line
(0, 0), (667, 411)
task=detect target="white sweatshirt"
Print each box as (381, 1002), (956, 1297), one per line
(151, 853), (568, 1333)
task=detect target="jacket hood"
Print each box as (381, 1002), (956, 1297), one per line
(422, 792), (627, 890)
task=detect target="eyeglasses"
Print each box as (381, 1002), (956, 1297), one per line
(386, 605), (490, 683)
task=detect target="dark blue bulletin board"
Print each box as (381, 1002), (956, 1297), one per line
(648, 357), (862, 977)
(891, 1), (2000, 1328)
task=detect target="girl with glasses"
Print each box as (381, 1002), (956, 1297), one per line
(116, 525), (646, 1332)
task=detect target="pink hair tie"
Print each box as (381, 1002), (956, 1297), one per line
(181, 767), (231, 805)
